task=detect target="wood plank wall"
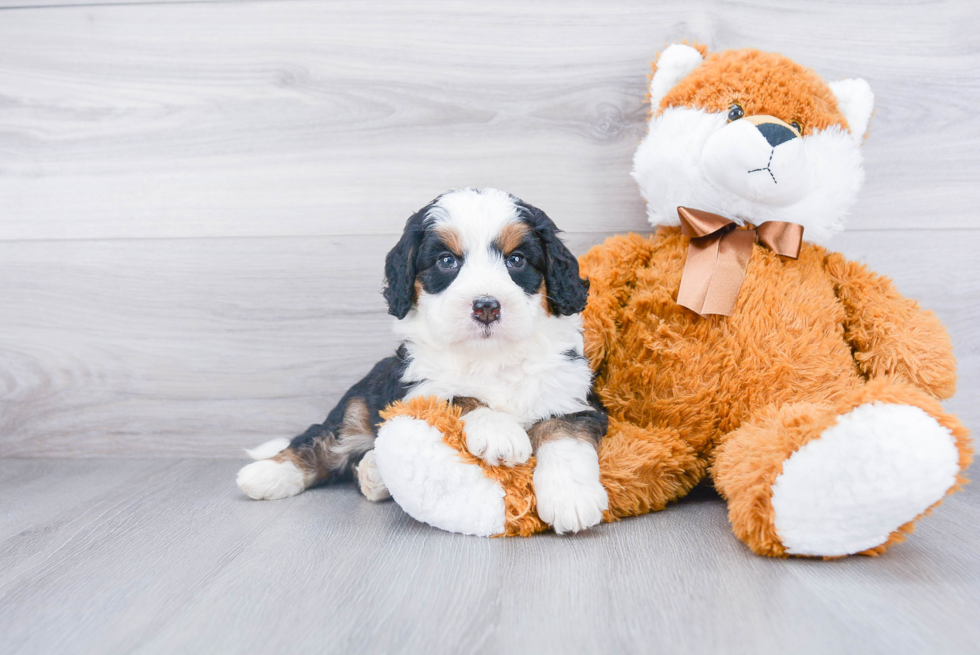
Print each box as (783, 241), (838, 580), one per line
(1, 0), (977, 457)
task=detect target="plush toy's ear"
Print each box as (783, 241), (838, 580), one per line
(383, 202), (432, 319)
(649, 43), (705, 110)
(516, 202), (589, 316)
(829, 78), (874, 141)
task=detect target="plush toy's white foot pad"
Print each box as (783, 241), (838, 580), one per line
(356, 450), (391, 502)
(237, 459), (308, 500)
(771, 402), (959, 556)
(534, 439), (608, 534)
(374, 416), (506, 537)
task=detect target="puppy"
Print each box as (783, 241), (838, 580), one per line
(237, 188), (609, 533)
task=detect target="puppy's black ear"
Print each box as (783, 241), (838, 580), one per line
(518, 201), (589, 316)
(383, 203), (431, 319)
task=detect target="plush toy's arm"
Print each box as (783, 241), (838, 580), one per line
(825, 252), (957, 399)
(579, 233), (658, 372)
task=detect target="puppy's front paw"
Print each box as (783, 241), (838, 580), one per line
(462, 407), (532, 467)
(237, 459), (308, 500)
(534, 439), (608, 534)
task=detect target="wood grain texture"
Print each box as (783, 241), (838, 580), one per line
(0, 458), (978, 654)
(1, 230), (976, 457)
(0, 235), (397, 457)
(0, 0), (978, 240)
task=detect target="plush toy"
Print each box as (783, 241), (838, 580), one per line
(373, 44), (972, 557)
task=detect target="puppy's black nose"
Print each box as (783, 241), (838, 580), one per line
(472, 296), (501, 325)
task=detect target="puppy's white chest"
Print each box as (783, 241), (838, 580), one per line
(404, 347), (592, 425)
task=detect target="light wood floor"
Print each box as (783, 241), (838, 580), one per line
(1, 458), (978, 655)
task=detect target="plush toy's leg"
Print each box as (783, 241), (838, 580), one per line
(374, 414), (508, 537)
(712, 378), (971, 557)
(374, 397), (548, 537)
(600, 418), (707, 520)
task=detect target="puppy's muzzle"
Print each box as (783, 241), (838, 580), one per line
(472, 296), (501, 325)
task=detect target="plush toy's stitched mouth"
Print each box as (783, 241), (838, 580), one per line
(747, 148), (778, 184)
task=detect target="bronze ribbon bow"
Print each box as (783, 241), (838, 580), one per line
(676, 207), (804, 317)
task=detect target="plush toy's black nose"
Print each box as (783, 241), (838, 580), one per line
(472, 296), (501, 325)
(756, 122), (797, 148)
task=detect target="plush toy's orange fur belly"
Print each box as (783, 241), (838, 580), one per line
(585, 228), (864, 456)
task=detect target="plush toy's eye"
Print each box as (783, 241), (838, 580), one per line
(437, 252), (459, 270)
(506, 252), (526, 269)
(790, 121), (802, 134)
(727, 104), (745, 122)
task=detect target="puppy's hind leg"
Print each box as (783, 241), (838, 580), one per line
(237, 435), (307, 500)
(237, 398), (379, 501)
(237, 348), (410, 501)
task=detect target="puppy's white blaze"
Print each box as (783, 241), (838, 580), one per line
(243, 437), (291, 461)
(771, 403), (959, 557)
(237, 459), (309, 500)
(533, 439), (608, 534)
(428, 187), (522, 254)
(461, 407), (532, 467)
(374, 415), (506, 537)
(632, 107), (865, 244)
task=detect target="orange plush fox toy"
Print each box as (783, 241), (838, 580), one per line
(373, 45), (972, 557)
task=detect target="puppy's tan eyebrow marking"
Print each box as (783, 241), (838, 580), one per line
(495, 221), (530, 254)
(433, 225), (464, 256)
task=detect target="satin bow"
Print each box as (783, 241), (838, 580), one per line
(675, 207), (804, 317)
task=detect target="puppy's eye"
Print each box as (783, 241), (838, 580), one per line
(790, 121), (802, 134)
(727, 104), (744, 122)
(506, 253), (525, 269)
(436, 253), (459, 270)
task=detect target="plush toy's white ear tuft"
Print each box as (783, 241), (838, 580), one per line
(829, 78), (874, 141)
(649, 44), (704, 110)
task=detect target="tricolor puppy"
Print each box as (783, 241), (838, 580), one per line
(237, 188), (609, 534)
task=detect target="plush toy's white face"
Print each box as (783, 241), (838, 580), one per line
(702, 114), (813, 207)
(632, 45), (875, 244)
